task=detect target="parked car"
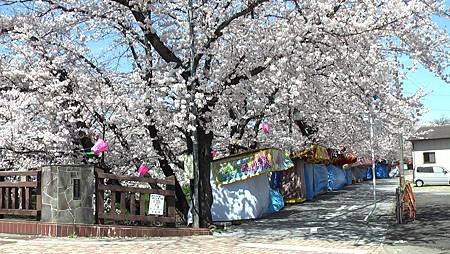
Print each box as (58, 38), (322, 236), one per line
(414, 165), (450, 187)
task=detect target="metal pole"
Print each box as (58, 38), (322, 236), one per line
(399, 134), (405, 187)
(364, 103), (377, 222)
(188, 0), (200, 228)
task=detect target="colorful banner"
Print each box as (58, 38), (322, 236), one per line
(212, 148), (294, 186)
(292, 145), (357, 166)
(292, 145), (331, 164)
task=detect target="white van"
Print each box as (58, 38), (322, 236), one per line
(414, 165), (450, 187)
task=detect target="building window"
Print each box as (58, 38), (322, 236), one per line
(423, 152), (436, 164)
(73, 179), (81, 200)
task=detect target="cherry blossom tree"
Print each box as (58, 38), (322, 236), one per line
(0, 0), (448, 226)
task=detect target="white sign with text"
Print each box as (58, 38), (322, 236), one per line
(148, 194), (165, 215)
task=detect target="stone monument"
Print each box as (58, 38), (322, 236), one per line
(41, 165), (95, 224)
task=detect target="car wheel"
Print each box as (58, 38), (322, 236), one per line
(416, 180), (424, 187)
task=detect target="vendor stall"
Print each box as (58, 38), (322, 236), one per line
(280, 159), (306, 204)
(304, 163), (328, 201)
(210, 148), (293, 222)
(327, 164), (347, 191)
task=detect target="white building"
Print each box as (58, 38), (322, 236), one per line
(410, 125), (450, 169)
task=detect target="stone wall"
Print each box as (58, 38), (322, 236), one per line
(41, 165), (95, 224)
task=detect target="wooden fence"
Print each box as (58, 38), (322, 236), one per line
(95, 169), (176, 226)
(0, 171), (41, 218)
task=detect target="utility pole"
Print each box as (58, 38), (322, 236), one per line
(188, 0), (200, 228)
(364, 97), (377, 222)
(399, 134), (405, 187)
(394, 53), (405, 188)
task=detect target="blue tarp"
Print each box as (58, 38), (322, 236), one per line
(344, 169), (353, 185)
(265, 189), (284, 214)
(304, 164), (328, 201)
(376, 164), (389, 178)
(304, 164), (315, 200)
(351, 167), (367, 181)
(327, 165), (347, 191)
(366, 163), (389, 180)
(366, 166), (373, 180)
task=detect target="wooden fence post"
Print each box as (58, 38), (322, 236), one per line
(36, 171), (42, 221)
(0, 174), (3, 219)
(166, 176), (176, 228)
(95, 168), (104, 224)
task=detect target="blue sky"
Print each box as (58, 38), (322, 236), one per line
(402, 1), (450, 123)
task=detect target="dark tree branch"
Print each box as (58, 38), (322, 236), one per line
(194, 0), (269, 69)
(111, 0), (184, 67)
(145, 122), (189, 220)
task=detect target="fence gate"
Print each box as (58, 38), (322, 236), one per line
(95, 168), (176, 226)
(0, 170), (42, 219)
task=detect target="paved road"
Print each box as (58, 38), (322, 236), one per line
(219, 179), (397, 244)
(0, 179), (399, 254)
(384, 185), (450, 254)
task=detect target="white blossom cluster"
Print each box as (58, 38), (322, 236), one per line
(0, 0), (448, 182)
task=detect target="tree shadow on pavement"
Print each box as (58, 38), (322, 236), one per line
(221, 179), (398, 245)
(384, 191), (450, 251)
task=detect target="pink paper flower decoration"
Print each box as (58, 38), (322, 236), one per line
(262, 122), (270, 134)
(91, 139), (108, 155)
(211, 150), (219, 158)
(138, 164), (150, 177)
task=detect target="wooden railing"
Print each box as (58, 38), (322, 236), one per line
(0, 170), (41, 218)
(95, 169), (176, 226)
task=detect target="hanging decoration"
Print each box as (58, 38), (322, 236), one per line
(138, 163), (150, 177)
(262, 122), (270, 134)
(91, 138), (109, 155)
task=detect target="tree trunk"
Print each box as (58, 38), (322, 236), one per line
(196, 126), (213, 227)
(146, 124), (189, 221)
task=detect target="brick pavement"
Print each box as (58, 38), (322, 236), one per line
(0, 235), (384, 254)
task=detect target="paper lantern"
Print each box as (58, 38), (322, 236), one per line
(262, 122), (270, 134)
(138, 164), (150, 177)
(91, 139), (108, 155)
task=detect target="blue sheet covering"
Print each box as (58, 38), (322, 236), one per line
(327, 165), (347, 191)
(265, 189), (284, 214)
(351, 167), (367, 181)
(304, 163), (328, 201)
(315, 164), (329, 195)
(366, 163), (389, 180)
(366, 166), (373, 180)
(376, 164), (389, 178)
(345, 169), (353, 185)
(304, 163), (315, 201)
(267, 172), (285, 214)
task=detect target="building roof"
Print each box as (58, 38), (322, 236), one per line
(409, 125), (450, 141)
